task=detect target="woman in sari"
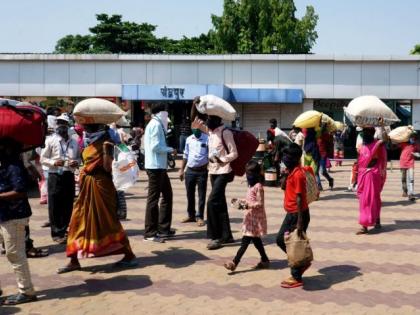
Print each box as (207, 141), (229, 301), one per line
(57, 124), (136, 273)
(303, 128), (321, 190)
(356, 126), (387, 235)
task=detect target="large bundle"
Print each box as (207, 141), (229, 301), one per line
(293, 110), (322, 129)
(0, 102), (47, 151)
(334, 121), (345, 131)
(344, 95), (400, 127)
(389, 125), (415, 144)
(196, 95), (236, 121)
(73, 98), (126, 124)
(321, 113), (337, 132)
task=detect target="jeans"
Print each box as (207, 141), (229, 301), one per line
(319, 157), (333, 188)
(185, 168), (208, 219)
(145, 169), (173, 237)
(0, 218), (35, 295)
(117, 190), (128, 220)
(233, 236), (269, 266)
(48, 172), (75, 239)
(276, 211), (310, 281)
(401, 168), (414, 196)
(207, 174), (233, 242)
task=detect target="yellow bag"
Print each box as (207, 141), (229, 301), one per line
(293, 110), (322, 129)
(321, 114), (337, 132)
(334, 121), (345, 131)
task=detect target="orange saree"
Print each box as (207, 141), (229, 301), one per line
(66, 138), (132, 258)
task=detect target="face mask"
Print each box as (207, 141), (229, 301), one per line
(270, 124), (276, 129)
(362, 133), (374, 144)
(282, 154), (299, 170)
(192, 129), (201, 138)
(246, 174), (259, 187)
(156, 111), (168, 131)
(56, 125), (69, 139)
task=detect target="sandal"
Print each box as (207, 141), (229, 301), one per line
(280, 277), (303, 289)
(196, 218), (205, 227)
(356, 227), (368, 235)
(224, 261), (237, 272)
(26, 247), (49, 258)
(113, 259), (139, 268)
(57, 263), (82, 274)
(253, 261), (270, 270)
(2, 293), (37, 305)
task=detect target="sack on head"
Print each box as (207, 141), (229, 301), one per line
(74, 98), (126, 125)
(389, 125), (415, 144)
(196, 95), (236, 122)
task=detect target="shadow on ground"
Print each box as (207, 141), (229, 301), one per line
(35, 275), (152, 301)
(369, 220), (420, 234)
(228, 259), (288, 276)
(303, 265), (361, 291)
(0, 305), (21, 314)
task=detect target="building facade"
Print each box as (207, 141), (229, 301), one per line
(1, 54), (420, 138)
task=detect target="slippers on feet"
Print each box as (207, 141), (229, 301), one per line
(224, 261), (236, 272)
(281, 278), (303, 288)
(2, 293), (37, 305)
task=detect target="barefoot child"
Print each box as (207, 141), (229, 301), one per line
(224, 161), (269, 271)
(276, 143), (311, 288)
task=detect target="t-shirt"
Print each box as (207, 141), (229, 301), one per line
(284, 167), (308, 213)
(400, 143), (416, 169)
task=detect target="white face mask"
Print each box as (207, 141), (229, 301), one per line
(156, 111), (169, 131)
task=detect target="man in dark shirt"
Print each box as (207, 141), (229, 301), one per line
(0, 138), (37, 305)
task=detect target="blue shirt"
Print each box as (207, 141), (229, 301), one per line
(0, 160), (32, 222)
(183, 134), (209, 168)
(144, 116), (173, 169)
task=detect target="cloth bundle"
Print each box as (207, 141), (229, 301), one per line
(73, 98), (126, 125)
(389, 125), (415, 144)
(196, 95), (236, 121)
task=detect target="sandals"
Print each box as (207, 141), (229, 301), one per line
(356, 227), (368, 235)
(26, 247), (49, 258)
(224, 261), (237, 272)
(2, 293), (37, 305)
(57, 264), (82, 274)
(253, 261), (270, 270)
(197, 218), (205, 227)
(281, 277), (303, 289)
(113, 259), (139, 268)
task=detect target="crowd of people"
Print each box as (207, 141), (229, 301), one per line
(1, 100), (419, 305)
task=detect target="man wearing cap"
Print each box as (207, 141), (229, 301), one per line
(40, 114), (81, 243)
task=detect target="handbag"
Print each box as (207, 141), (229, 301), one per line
(285, 229), (314, 268)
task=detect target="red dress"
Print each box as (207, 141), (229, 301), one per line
(242, 183), (267, 237)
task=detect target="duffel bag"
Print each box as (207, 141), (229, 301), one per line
(0, 103), (47, 151)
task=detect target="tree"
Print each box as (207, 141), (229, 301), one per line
(55, 35), (93, 53)
(411, 44), (420, 55)
(211, 0), (318, 54)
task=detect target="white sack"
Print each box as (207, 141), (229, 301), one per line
(344, 95), (400, 127)
(389, 125), (415, 144)
(73, 98), (126, 125)
(196, 95), (236, 121)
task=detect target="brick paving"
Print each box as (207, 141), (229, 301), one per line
(1, 162), (420, 315)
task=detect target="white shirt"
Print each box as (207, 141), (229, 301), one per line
(40, 134), (81, 173)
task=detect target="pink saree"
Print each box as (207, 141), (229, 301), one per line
(357, 140), (387, 227)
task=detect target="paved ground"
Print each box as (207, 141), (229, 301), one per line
(1, 161), (420, 315)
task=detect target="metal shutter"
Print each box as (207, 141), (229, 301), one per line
(243, 104), (281, 139)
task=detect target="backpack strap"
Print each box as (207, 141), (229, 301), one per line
(221, 128), (230, 154)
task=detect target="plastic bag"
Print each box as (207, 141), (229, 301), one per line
(285, 229), (314, 268)
(112, 145), (139, 191)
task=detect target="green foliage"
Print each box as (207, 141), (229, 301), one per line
(411, 44), (420, 55)
(211, 0), (319, 54)
(55, 35), (93, 53)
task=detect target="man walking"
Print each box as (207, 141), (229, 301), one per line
(144, 104), (176, 243)
(41, 114), (80, 244)
(179, 127), (209, 227)
(0, 139), (37, 305)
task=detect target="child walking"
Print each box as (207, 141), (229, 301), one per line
(400, 134), (419, 202)
(224, 161), (269, 271)
(277, 143), (311, 288)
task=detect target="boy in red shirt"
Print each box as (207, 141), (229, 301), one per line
(276, 143), (311, 288)
(400, 134), (419, 201)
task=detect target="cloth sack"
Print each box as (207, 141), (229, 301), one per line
(73, 98), (126, 125)
(285, 229), (314, 268)
(321, 114), (337, 132)
(303, 166), (319, 204)
(344, 95), (400, 127)
(294, 110), (322, 129)
(334, 121), (345, 131)
(196, 95), (236, 121)
(389, 126), (415, 144)
(112, 145), (139, 191)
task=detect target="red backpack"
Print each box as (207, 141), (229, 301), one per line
(0, 104), (47, 151)
(221, 128), (259, 177)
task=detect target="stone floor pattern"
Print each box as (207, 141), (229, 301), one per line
(1, 162), (420, 315)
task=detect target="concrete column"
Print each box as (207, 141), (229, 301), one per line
(412, 100), (420, 131)
(302, 99), (313, 112)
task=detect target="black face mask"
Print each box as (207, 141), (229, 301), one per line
(362, 133), (375, 144)
(207, 117), (221, 130)
(56, 125), (69, 139)
(246, 174), (259, 187)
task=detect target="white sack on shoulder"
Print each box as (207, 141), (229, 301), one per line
(196, 95), (236, 121)
(389, 125), (415, 144)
